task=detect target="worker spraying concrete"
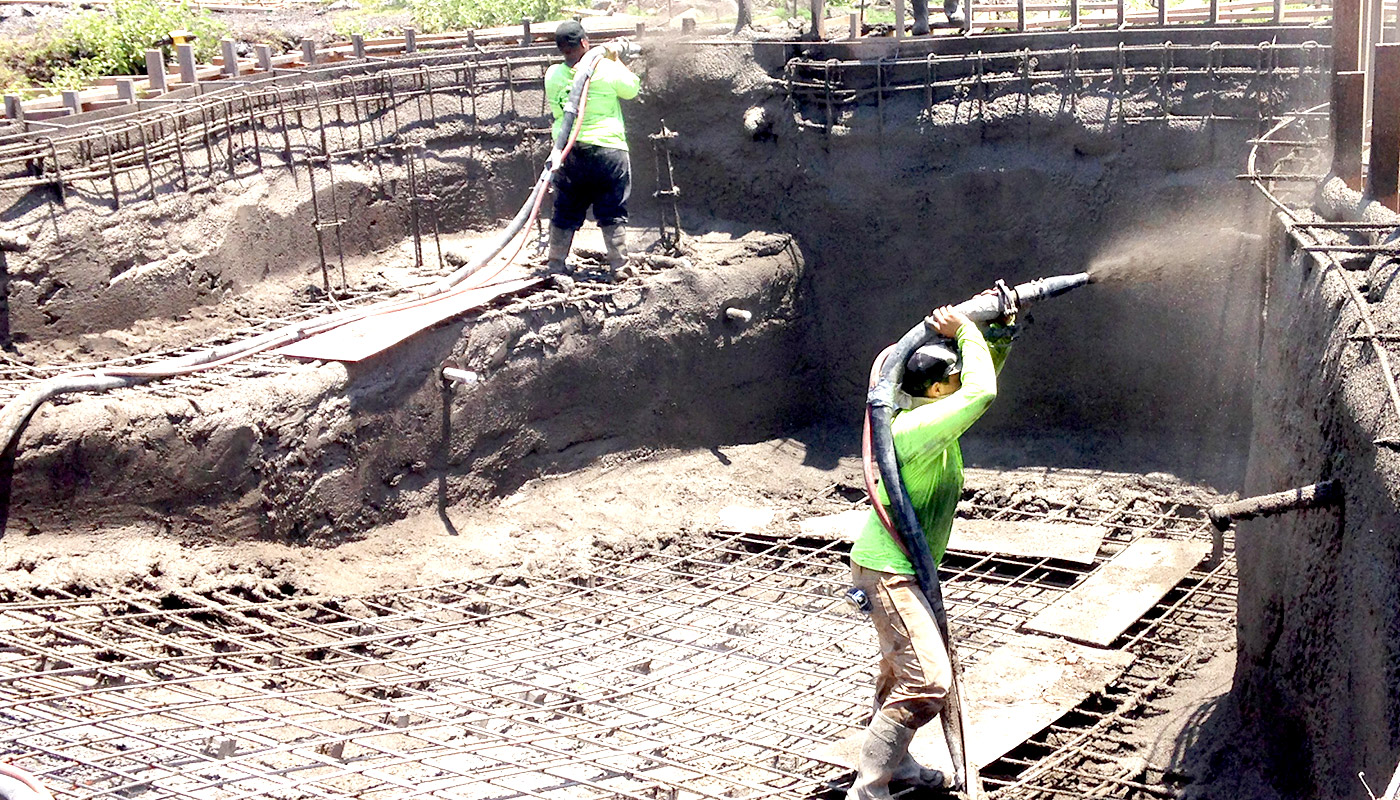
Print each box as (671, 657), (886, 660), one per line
(848, 273), (1091, 800)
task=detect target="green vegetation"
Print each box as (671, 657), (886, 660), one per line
(1, 0), (224, 96)
(406, 0), (567, 33)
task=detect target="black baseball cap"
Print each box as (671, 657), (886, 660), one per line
(555, 20), (587, 49)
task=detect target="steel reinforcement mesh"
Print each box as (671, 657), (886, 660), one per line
(0, 472), (1233, 800)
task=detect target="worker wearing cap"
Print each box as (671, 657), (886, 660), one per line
(845, 304), (1013, 800)
(544, 21), (641, 277)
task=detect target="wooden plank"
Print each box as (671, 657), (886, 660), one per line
(1021, 537), (1210, 646)
(949, 519), (1105, 566)
(276, 276), (540, 362)
(798, 508), (868, 540)
(809, 634), (1134, 770)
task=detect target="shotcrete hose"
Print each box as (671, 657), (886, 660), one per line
(0, 46), (618, 457)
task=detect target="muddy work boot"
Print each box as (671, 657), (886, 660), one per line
(944, 0), (966, 26)
(546, 225), (575, 273)
(892, 753), (952, 790)
(601, 224), (629, 277)
(846, 712), (918, 800)
(910, 0), (931, 34)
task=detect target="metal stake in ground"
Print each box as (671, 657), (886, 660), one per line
(649, 121), (683, 253)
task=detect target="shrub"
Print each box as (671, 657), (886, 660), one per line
(64, 0), (226, 77)
(407, 0), (566, 33)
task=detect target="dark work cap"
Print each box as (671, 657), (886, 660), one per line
(555, 20), (587, 49)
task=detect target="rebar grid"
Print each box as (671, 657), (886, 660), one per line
(1243, 105), (1400, 447)
(0, 474), (1233, 800)
(785, 40), (1326, 134)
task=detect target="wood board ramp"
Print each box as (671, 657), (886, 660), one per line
(808, 635), (1135, 771)
(793, 511), (1106, 566)
(275, 277), (540, 363)
(949, 519), (1106, 566)
(1021, 537), (1211, 647)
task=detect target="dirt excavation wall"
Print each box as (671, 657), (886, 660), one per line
(1234, 235), (1400, 799)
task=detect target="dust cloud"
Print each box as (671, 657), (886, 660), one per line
(1088, 214), (1265, 286)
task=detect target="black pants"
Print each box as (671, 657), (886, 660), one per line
(551, 143), (630, 231)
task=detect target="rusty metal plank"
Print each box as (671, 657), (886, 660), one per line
(809, 634), (1135, 770)
(276, 277), (540, 362)
(1334, 71), (1367, 190)
(1334, 0), (1363, 71)
(1021, 537), (1209, 646)
(1370, 43), (1400, 211)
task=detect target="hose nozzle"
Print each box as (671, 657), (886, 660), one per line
(954, 272), (1091, 323)
(1012, 272), (1092, 305)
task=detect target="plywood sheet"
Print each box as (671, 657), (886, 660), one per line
(276, 277), (540, 363)
(1021, 537), (1210, 646)
(809, 635), (1135, 770)
(949, 519), (1107, 566)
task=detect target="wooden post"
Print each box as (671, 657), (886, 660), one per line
(61, 90), (81, 115)
(255, 43), (273, 71)
(1157, 0), (1166, 25)
(404, 27), (417, 53)
(1117, 0), (1126, 26)
(1017, 0), (1026, 30)
(1333, 71), (1366, 190)
(894, 0), (906, 37)
(116, 77), (137, 103)
(521, 17), (531, 44)
(352, 34), (366, 58)
(682, 16), (696, 31)
(811, 0), (826, 38)
(1207, 0), (1219, 24)
(1370, 43), (1400, 209)
(145, 49), (167, 94)
(1070, 0), (1079, 27)
(734, 0), (752, 30)
(467, 29), (476, 48)
(177, 43), (197, 84)
(221, 38), (238, 77)
(3, 95), (23, 122)
(1272, 0), (1283, 22)
(849, 10), (860, 36)
(636, 22), (647, 36)
(301, 39), (317, 65)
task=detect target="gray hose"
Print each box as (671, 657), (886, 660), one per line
(0, 46), (618, 457)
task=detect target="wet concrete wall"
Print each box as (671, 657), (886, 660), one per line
(1234, 234), (1400, 799)
(630, 33), (1323, 485)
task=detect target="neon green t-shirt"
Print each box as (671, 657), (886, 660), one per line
(545, 55), (640, 152)
(848, 324), (1008, 575)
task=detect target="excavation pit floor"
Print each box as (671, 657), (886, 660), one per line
(0, 440), (1238, 800)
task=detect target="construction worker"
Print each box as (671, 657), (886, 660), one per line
(846, 303), (1012, 800)
(544, 21), (641, 277)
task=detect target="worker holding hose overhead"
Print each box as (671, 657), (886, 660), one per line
(846, 298), (1014, 800)
(544, 21), (641, 278)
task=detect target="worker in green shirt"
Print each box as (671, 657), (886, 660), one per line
(544, 21), (641, 277)
(846, 302), (1012, 800)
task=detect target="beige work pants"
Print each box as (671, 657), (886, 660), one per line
(851, 562), (952, 729)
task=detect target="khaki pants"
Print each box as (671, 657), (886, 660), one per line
(851, 562), (952, 729)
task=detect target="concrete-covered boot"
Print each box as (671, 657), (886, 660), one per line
(892, 753), (953, 789)
(846, 712), (917, 800)
(601, 223), (628, 275)
(944, 0), (966, 25)
(546, 225), (575, 273)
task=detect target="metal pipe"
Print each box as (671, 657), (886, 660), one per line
(1207, 480), (1342, 530)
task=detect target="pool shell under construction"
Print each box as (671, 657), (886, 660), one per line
(1, 19), (1398, 800)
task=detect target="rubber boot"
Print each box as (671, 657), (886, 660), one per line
(911, 0), (932, 34)
(846, 712), (917, 800)
(547, 225), (575, 273)
(601, 223), (628, 276)
(892, 753), (952, 789)
(944, 0), (966, 26)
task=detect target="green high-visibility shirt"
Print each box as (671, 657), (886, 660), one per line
(849, 323), (1009, 575)
(545, 55), (640, 152)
